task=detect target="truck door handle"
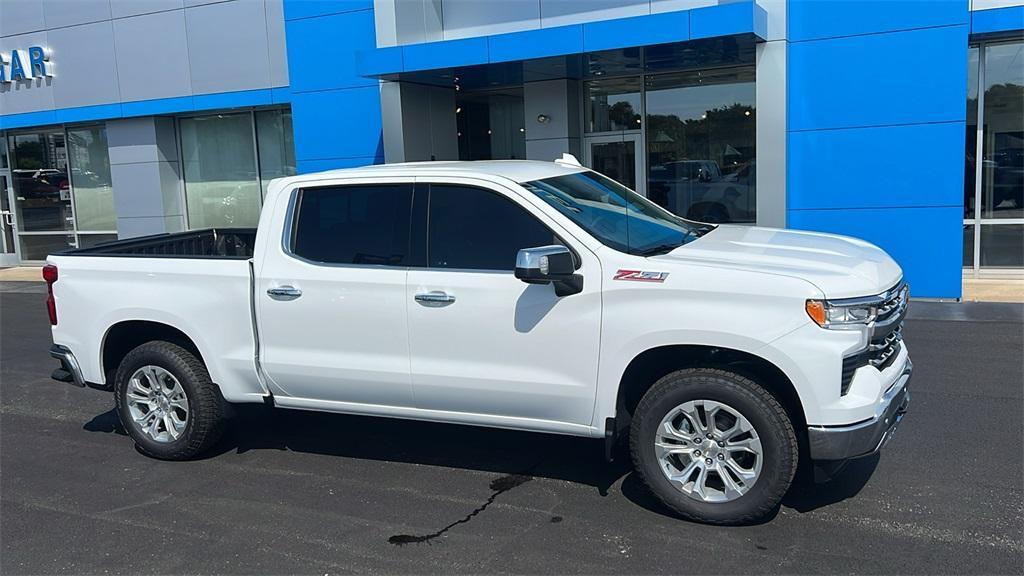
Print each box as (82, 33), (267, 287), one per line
(267, 286), (302, 300)
(414, 291), (456, 306)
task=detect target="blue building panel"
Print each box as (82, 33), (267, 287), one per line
(788, 24), (969, 132)
(788, 121), (966, 211)
(689, 0), (767, 40)
(488, 24), (584, 63)
(403, 37), (490, 72)
(582, 11), (689, 53)
(285, 8), (378, 93)
(788, 206), (964, 299)
(788, 0), (968, 42)
(192, 88), (274, 111)
(290, 86), (383, 164)
(297, 156), (383, 173)
(121, 95), (196, 118)
(971, 4), (1024, 35)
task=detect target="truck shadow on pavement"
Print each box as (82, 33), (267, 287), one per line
(83, 403), (877, 523)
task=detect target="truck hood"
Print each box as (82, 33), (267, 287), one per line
(660, 225), (903, 298)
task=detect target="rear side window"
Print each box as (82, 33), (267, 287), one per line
(427, 184), (559, 270)
(291, 184), (412, 266)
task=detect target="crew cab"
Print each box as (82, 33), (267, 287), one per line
(45, 157), (911, 524)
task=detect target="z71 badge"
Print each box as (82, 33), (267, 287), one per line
(613, 269), (670, 283)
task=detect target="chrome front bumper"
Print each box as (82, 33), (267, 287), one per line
(807, 359), (912, 461)
(50, 344), (86, 388)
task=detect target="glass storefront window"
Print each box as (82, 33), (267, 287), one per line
(255, 109), (296, 197)
(965, 46), (979, 220)
(980, 225), (1024, 267)
(10, 130), (73, 233)
(645, 67), (756, 223)
(964, 40), (1024, 274)
(67, 125), (116, 231)
(180, 113), (262, 229)
(980, 42), (1023, 220)
(585, 77), (642, 132)
(457, 88), (526, 160)
(18, 234), (76, 261)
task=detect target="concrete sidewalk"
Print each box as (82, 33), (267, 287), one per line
(0, 267), (42, 282)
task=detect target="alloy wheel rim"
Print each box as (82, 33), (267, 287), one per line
(654, 399), (763, 503)
(126, 365), (189, 443)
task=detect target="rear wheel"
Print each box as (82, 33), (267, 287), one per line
(630, 368), (798, 525)
(114, 341), (225, 460)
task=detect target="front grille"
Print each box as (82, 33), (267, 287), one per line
(840, 282), (908, 396)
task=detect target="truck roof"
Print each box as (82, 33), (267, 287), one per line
(290, 159), (589, 184)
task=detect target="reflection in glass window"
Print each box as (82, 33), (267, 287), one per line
(645, 67), (756, 223)
(256, 109), (296, 196)
(180, 113), (262, 229)
(67, 125), (116, 231)
(457, 88), (526, 160)
(980, 42), (1023, 220)
(585, 77), (642, 132)
(9, 130), (72, 233)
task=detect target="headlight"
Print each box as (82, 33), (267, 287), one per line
(805, 299), (877, 329)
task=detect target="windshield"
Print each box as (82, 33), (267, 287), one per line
(521, 171), (714, 256)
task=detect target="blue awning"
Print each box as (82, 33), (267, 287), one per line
(357, 1), (767, 79)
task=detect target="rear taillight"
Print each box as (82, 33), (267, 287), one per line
(43, 264), (58, 325)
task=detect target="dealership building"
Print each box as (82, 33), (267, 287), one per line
(0, 0), (1021, 298)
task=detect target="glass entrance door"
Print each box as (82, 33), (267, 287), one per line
(585, 133), (644, 196)
(0, 137), (18, 265)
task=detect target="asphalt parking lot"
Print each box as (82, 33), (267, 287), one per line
(1, 284), (1022, 575)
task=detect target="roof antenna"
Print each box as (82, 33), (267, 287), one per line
(555, 153), (582, 167)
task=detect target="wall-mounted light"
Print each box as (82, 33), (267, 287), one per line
(456, 107), (462, 114)
(536, 114), (550, 124)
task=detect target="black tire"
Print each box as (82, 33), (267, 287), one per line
(629, 368), (798, 525)
(114, 341), (225, 460)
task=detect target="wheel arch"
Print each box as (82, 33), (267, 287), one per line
(614, 345), (807, 435)
(101, 320), (207, 385)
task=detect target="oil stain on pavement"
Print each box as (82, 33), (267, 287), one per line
(388, 474), (533, 546)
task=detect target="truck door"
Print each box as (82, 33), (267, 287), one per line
(405, 180), (602, 427)
(256, 180), (415, 407)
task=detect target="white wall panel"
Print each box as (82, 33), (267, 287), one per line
(265, 0), (290, 87)
(48, 21), (120, 109)
(110, 0), (184, 19)
(42, 0), (112, 30)
(0, 32), (55, 115)
(186, 0), (270, 94)
(112, 10), (191, 102)
(441, 0), (542, 40)
(0, 0), (46, 38)
(540, 0), (649, 28)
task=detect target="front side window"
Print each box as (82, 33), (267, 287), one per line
(522, 170), (711, 256)
(291, 184), (412, 266)
(427, 184), (558, 270)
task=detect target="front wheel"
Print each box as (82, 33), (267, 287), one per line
(630, 368), (798, 525)
(114, 341), (225, 460)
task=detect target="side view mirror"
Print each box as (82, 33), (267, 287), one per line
(514, 245), (583, 296)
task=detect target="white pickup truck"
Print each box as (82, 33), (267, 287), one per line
(45, 157), (911, 524)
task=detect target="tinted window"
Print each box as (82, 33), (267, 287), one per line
(291, 184), (412, 265)
(428, 185), (558, 270)
(522, 171), (711, 256)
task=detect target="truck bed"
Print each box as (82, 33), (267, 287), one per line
(59, 228), (256, 259)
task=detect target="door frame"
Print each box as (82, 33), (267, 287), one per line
(583, 132), (646, 198)
(0, 136), (20, 266)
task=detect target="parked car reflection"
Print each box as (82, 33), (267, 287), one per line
(648, 160), (755, 223)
